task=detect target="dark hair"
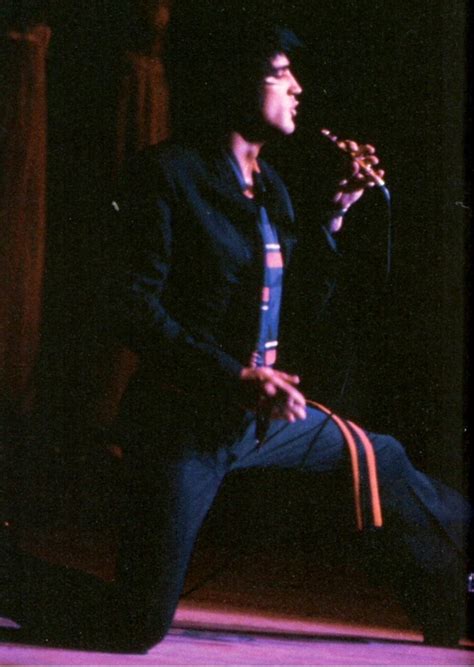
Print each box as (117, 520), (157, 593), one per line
(166, 5), (302, 141)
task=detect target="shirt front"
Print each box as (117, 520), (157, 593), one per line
(225, 152), (284, 369)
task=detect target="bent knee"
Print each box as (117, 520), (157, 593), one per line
(370, 434), (412, 481)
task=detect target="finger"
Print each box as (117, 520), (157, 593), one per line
(341, 140), (378, 157)
(362, 155), (379, 165)
(289, 402), (307, 420)
(333, 190), (347, 206)
(272, 370), (301, 385)
(353, 158), (379, 175)
(346, 140), (360, 153)
(337, 139), (360, 153)
(284, 381), (306, 402)
(261, 375), (305, 405)
(287, 402), (307, 421)
(336, 139), (354, 153)
(355, 156), (379, 170)
(323, 130), (378, 160)
(287, 392), (307, 412)
(262, 381), (277, 397)
(260, 368), (295, 383)
(352, 162), (385, 186)
(351, 160), (361, 176)
(266, 369), (300, 389)
(271, 403), (306, 422)
(353, 143), (376, 157)
(277, 389), (307, 410)
(271, 377), (307, 407)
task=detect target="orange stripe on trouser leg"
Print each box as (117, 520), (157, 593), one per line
(262, 287), (270, 302)
(347, 421), (383, 527)
(308, 400), (363, 531)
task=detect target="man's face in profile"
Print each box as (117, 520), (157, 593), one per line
(259, 53), (303, 137)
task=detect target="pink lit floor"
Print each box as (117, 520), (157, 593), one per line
(1, 527), (473, 665)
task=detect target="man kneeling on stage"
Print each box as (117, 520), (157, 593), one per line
(106, 16), (470, 652)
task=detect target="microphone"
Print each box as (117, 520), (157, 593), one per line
(321, 128), (386, 187)
(255, 407), (270, 447)
(321, 128), (392, 277)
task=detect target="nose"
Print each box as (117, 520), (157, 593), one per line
(289, 72), (303, 96)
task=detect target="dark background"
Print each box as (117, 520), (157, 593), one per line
(1, 1), (470, 530)
(276, 0), (470, 494)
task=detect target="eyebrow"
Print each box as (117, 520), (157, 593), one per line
(267, 65), (291, 76)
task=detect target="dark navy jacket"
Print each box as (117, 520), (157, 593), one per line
(109, 141), (344, 449)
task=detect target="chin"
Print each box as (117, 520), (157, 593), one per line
(280, 123), (296, 135)
(268, 121), (296, 136)
(281, 115), (297, 134)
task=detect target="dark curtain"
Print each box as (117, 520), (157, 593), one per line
(1, 4), (172, 526)
(0, 24), (50, 423)
(94, 42), (171, 429)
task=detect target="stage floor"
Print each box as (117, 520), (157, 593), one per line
(1, 526), (473, 665)
(1, 604), (473, 665)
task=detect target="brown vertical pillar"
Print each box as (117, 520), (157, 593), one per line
(0, 25), (51, 417)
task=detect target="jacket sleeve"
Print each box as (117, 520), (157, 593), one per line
(108, 151), (245, 401)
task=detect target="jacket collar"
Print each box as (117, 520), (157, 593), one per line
(206, 149), (295, 231)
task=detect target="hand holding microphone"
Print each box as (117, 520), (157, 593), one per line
(320, 128), (387, 231)
(321, 128), (386, 186)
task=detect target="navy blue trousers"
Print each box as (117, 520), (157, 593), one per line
(117, 406), (470, 646)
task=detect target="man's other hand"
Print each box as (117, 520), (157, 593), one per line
(240, 367), (307, 422)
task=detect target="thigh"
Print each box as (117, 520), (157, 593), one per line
(229, 409), (470, 542)
(230, 405), (346, 473)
